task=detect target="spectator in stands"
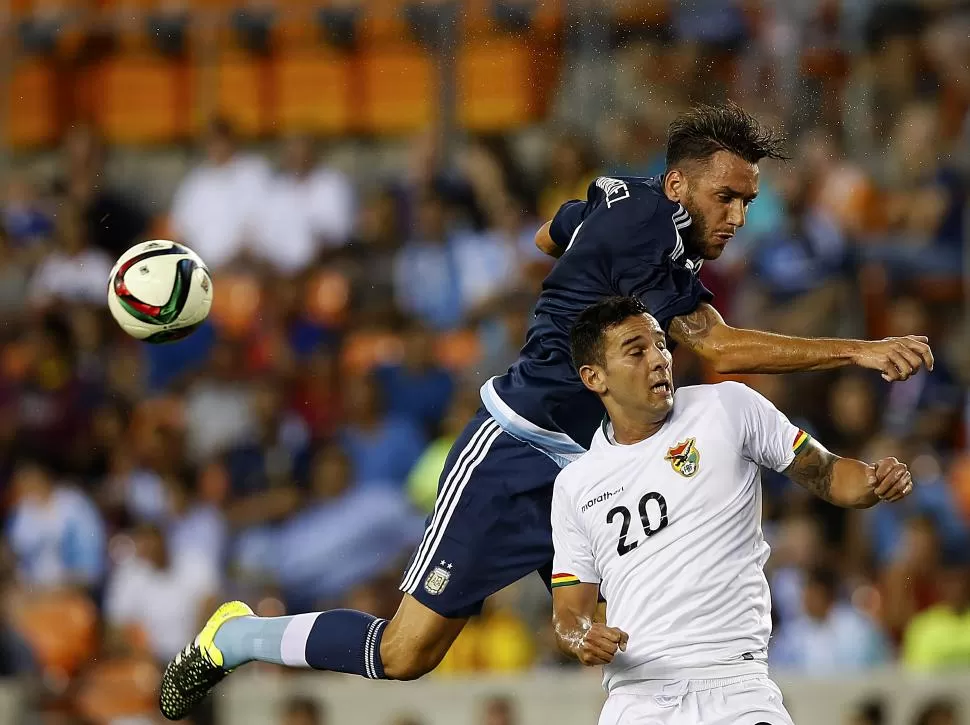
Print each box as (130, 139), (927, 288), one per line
(345, 186), (404, 325)
(482, 696), (518, 725)
(105, 523), (218, 663)
(170, 117), (270, 270)
(914, 698), (961, 725)
(0, 227), (29, 324)
(769, 567), (890, 673)
(845, 699), (885, 725)
(743, 161), (850, 338)
(882, 515), (945, 637)
(53, 123), (149, 259)
(393, 186), (465, 330)
(407, 389), (480, 514)
(859, 103), (966, 280)
(182, 340), (260, 463)
(767, 512), (826, 629)
(165, 474), (228, 576)
(394, 185), (518, 331)
(880, 296), (963, 445)
(2, 173), (53, 254)
(7, 458), (105, 593)
(27, 202), (113, 309)
(290, 347), (342, 440)
(275, 444), (423, 610)
(537, 133), (598, 222)
(437, 589), (535, 675)
(280, 696), (326, 725)
(866, 442), (970, 569)
(902, 565), (970, 671)
(338, 373), (426, 489)
(375, 321), (454, 436)
(252, 134), (355, 276)
(224, 381), (310, 506)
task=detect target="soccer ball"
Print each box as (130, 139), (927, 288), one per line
(107, 240), (213, 343)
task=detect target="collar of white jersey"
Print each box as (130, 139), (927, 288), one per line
(597, 413), (672, 448)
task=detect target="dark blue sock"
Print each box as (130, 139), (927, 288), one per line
(304, 610), (388, 679)
(214, 609), (388, 679)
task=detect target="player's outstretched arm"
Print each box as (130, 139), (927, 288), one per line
(669, 303), (934, 382)
(783, 437), (914, 509)
(552, 583), (628, 666)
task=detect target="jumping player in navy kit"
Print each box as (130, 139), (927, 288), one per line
(160, 104), (933, 720)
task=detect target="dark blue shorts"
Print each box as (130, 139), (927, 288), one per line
(398, 408), (563, 618)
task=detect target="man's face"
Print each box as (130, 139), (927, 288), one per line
(582, 314), (674, 420)
(665, 151), (759, 260)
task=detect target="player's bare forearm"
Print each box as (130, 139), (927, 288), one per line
(669, 303), (933, 381)
(783, 437), (913, 509)
(552, 583), (628, 665)
(669, 304), (857, 374)
(535, 221), (565, 259)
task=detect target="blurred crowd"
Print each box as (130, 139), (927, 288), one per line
(0, 0), (969, 723)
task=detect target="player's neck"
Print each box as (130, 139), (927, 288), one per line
(609, 410), (668, 445)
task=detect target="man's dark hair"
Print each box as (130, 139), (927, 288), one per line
(666, 102), (789, 167)
(570, 296), (650, 370)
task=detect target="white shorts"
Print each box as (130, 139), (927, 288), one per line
(598, 675), (795, 725)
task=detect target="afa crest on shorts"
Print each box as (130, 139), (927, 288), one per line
(665, 437), (700, 478)
(424, 561), (453, 595)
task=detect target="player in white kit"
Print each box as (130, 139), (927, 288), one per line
(550, 296), (914, 725)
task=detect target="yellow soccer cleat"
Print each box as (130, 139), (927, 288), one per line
(159, 601), (254, 721)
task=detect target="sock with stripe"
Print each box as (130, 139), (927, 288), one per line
(213, 610), (388, 679)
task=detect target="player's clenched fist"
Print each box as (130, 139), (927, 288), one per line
(868, 457), (913, 503)
(577, 623), (629, 666)
(853, 336), (934, 382)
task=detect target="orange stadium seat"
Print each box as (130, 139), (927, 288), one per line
(457, 37), (536, 131)
(5, 59), (59, 148)
(461, 0), (564, 37)
(74, 657), (160, 725)
(9, 590), (98, 678)
(273, 49), (352, 135)
(359, 43), (437, 134)
(359, 0), (412, 44)
(196, 51), (270, 138)
(531, 0), (564, 34)
(91, 54), (190, 144)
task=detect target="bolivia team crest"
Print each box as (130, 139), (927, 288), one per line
(665, 438), (700, 478)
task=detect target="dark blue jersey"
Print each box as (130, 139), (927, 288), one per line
(480, 175), (713, 464)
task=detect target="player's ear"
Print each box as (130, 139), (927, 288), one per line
(579, 364), (607, 395)
(664, 169), (685, 203)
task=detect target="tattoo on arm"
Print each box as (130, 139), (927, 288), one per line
(668, 303), (723, 355)
(783, 439), (836, 504)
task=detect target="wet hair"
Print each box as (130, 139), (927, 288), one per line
(666, 102), (789, 168)
(570, 296), (651, 370)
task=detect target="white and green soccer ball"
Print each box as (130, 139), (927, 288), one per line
(107, 240), (213, 343)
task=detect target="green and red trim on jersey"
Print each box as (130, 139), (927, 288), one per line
(551, 573), (580, 588)
(793, 430), (810, 455)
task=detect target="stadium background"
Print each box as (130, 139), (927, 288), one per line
(0, 0), (968, 723)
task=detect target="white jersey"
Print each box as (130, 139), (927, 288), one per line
(551, 382), (809, 692)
